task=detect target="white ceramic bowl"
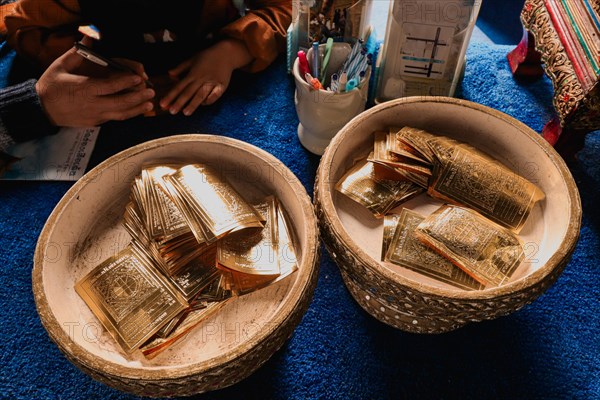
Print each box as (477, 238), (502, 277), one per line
(314, 97), (581, 333)
(33, 135), (320, 397)
(293, 43), (369, 155)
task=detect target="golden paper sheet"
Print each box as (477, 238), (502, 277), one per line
(371, 162), (409, 182)
(387, 128), (429, 165)
(141, 169), (164, 240)
(368, 150), (425, 186)
(370, 126), (545, 232)
(131, 176), (147, 211)
(163, 164), (264, 243)
(154, 309), (190, 338)
(217, 197), (280, 276)
(123, 201), (149, 243)
(144, 166), (192, 243)
(140, 301), (228, 359)
(395, 126), (437, 165)
(221, 200), (299, 296)
(336, 158), (422, 218)
(428, 142), (545, 233)
(155, 185), (191, 243)
(384, 209), (484, 290)
(169, 248), (221, 301)
(161, 185), (209, 245)
(226, 272), (278, 296)
(425, 136), (459, 162)
(124, 200), (202, 277)
(75, 247), (187, 353)
(123, 202), (184, 275)
(124, 170), (203, 276)
(129, 239), (170, 277)
(381, 213), (401, 261)
(402, 170), (429, 189)
(193, 274), (232, 303)
(415, 205), (525, 287)
(273, 205), (299, 283)
(369, 132), (432, 177)
(368, 133), (430, 189)
(157, 238), (214, 276)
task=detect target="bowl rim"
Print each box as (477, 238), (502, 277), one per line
(317, 96), (582, 300)
(33, 134), (320, 380)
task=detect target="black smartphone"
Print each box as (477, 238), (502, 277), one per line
(74, 42), (153, 88)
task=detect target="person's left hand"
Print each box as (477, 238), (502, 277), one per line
(160, 39), (253, 116)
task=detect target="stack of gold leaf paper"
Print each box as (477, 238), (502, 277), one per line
(337, 127), (546, 290)
(76, 164), (298, 359)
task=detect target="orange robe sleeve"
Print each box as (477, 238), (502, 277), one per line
(5, 0), (82, 69)
(219, 0), (292, 73)
(0, 3), (18, 37)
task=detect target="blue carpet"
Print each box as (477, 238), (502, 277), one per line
(0, 40), (599, 399)
(477, 0), (525, 45)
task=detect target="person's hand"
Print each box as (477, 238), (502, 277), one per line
(35, 47), (155, 127)
(160, 39), (253, 116)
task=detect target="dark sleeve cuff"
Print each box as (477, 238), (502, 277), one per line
(0, 79), (58, 147)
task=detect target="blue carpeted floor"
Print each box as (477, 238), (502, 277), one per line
(0, 37), (599, 400)
(477, 0), (526, 45)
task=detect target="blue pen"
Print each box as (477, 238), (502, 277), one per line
(312, 42), (320, 80)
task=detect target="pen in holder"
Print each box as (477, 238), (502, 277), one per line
(293, 43), (369, 156)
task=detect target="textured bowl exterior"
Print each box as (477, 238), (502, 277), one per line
(33, 135), (321, 397)
(314, 97), (581, 334)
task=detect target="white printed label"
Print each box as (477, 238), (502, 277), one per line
(2, 127), (100, 181)
(396, 22), (454, 80)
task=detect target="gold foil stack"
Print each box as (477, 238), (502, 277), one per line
(217, 196), (299, 295)
(368, 127), (545, 233)
(76, 164), (298, 358)
(336, 127), (544, 290)
(415, 205), (525, 288)
(383, 209), (483, 290)
(335, 157), (423, 218)
(124, 166), (207, 276)
(162, 164), (265, 243)
(369, 130), (432, 188)
(427, 139), (545, 233)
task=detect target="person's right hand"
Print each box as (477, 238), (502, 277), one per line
(35, 47), (155, 127)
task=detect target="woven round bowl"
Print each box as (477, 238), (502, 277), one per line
(33, 135), (320, 397)
(314, 97), (581, 334)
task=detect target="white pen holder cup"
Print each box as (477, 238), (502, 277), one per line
(293, 43), (369, 156)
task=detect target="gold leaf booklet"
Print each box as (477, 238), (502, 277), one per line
(337, 127), (544, 290)
(76, 164), (298, 358)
